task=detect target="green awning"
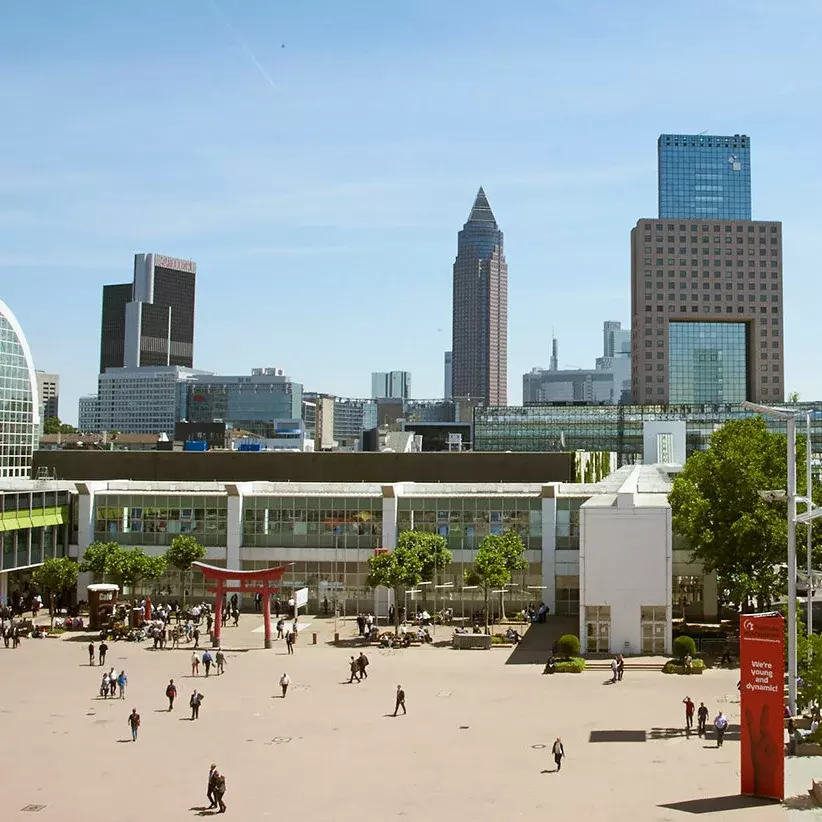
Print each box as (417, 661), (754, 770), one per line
(0, 506), (67, 532)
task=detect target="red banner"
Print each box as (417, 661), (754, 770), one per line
(739, 612), (785, 799)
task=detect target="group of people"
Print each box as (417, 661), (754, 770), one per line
(190, 648), (227, 677)
(275, 619), (299, 653)
(609, 655), (625, 682)
(1, 590), (43, 619)
(99, 668), (127, 699)
(682, 697), (729, 746)
(347, 652), (370, 682)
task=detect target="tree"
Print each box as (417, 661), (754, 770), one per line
(788, 391), (800, 403)
(366, 544), (424, 634)
(669, 417), (801, 611)
(397, 531), (451, 606)
(165, 535), (206, 605)
(32, 556), (78, 618)
(105, 548), (167, 600)
(79, 541), (121, 582)
(43, 416), (78, 435)
(464, 530), (528, 629)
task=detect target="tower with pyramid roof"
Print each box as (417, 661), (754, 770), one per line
(451, 188), (508, 405)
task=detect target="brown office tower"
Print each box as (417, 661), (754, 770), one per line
(451, 188), (508, 405)
(630, 218), (783, 404)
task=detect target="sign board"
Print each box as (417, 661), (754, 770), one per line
(739, 612), (785, 800)
(295, 587), (308, 609)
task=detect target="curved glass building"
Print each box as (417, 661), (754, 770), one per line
(0, 299), (39, 477)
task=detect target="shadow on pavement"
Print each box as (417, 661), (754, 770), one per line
(658, 795), (778, 814)
(504, 618), (576, 665)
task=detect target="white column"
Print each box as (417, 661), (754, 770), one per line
(665, 505), (673, 657)
(225, 483), (246, 608)
(541, 485), (558, 614)
(0, 572), (7, 606)
(381, 484), (399, 549)
(75, 482), (106, 598)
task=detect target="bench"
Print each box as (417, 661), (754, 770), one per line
(452, 633), (492, 650)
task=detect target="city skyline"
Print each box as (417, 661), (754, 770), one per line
(2, 3), (821, 421)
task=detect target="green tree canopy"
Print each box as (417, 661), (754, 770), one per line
(669, 416), (803, 610)
(106, 548), (166, 592)
(42, 416), (78, 435)
(464, 530), (527, 628)
(79, 541), (121, 582)
(397, 531), (452, 582)
(165, 535), (206, 572)
(31, 556), (78, 615)
(366, 543), (424, 633)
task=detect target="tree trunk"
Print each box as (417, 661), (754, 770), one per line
(394, 587), (400, 635)
(484, 588), (490, 632)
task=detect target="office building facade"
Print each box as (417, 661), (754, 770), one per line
(371, 371), (411, 400)
(443, 352), (452, 399)
(99, 253), (197, 372)
(603, 321), (630, 358)
(658, 134), (751, 220)
(523, 368), (616, 404)
(36, 372), (59, 421)
(451, 188), (508, 405)
(0, 300), (40, 478)
(630, 218), (783, 404)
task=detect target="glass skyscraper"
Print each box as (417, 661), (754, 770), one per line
(658, 134), (751, 220)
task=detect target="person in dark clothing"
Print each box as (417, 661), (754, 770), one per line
(190, 690), (203, 720)
(286, 632), (294, 654)
(349, 656), (361, 684)
(202, 650), (213, 677)
(99, 642), (108, 666)
(356, 614), (365, 636)
(88, 642), (95, 665)
(358, 652), (369, 679)
(393, 684), (406, 716)
(127, 708), (140, 742)
(697, 702), (709, 736)
(166, 679), (177, 711)
(254, 592), (261, 613)
(274, 598), (281, 618)
(617, 654), (624, 681)
(207, 763), (218, 808)
(552, 737), (565, 771)
(212, 770), (226, 814)
(193, 626), (200, 649)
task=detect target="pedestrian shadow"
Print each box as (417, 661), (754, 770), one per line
(116, 739), (132, 743)
(649, 725), (740, 742)
(658, 794), (778, 814)
(602, 679), (616, 686)
(540, 768), (558, 774)
(153, 709), (169, 713)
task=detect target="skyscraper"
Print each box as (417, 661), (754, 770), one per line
(36, 371), (59, 420)
(633, 132), (782, 404)
(451, 188), (507, 405)
(371, 371), (411, 400)
(98, 253), (197, 372)
(443, 351), (452, 400)
(658, 133), (751, 220)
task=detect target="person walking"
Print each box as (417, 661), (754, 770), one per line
(100, 672), (110, 699)
(191, 651), (200, 676)
(349, 656), (361, 684)
(714, 711), (728, 747)
(286, 631), (294, 655)
(212, 769), (226, 814)
(127, 708), (140, 742)
(207, 763), (218, 809)
(193, 626), (200, 649)
(166, 679), (177, 711)
(697, 702), (709, 736)
(117, 670), (127, 699)
(99, 641), (108, 667)
(552, 737), (565, 772)
(190, 690), (203, 720)
(393, 684), (406, 716)
(617, 654), (624, 681)
(357, 614), (365, 636)
(274, 598), (281, 619)
(276, 619), (284, 640)
(88, 641), (95, 666)
(610, 656), (619, 683)
(254, 592), (261, 613)
(202, 650), (213, 677)
(357, 651), (369, 680)
(215, 648), (226, 675)
(279, 672), (291, 698)
(683, 696), (695, 730)
(109, 668), (117, 698)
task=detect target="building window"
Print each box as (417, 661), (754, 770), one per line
(586, 605), (611, 653)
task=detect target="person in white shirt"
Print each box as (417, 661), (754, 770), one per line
(279, 673), (291, 698)
(610, 657), (619, 683)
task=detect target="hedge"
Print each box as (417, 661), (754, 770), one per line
(557, 634), (581, 657)
(673, 635), (697, 660)
(662, 658), (706, 674)
(554, 657), (585, 673)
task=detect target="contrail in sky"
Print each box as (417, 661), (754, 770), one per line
(209, 0), (278, 91)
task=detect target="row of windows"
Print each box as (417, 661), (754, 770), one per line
(642, 224), (776, 233)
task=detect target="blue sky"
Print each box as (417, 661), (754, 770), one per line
(2, 1), (821, 423)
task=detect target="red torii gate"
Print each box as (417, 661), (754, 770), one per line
(193, 561), (290, 649)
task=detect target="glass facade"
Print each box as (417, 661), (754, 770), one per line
(242, 496), (382, 548)
(0, 300), (40, 477)
(658, 134), (751, 220)
(0, 489), (69, 574)
(556, 498), (583, 550)
(94, 494), (228, 547)
(668, 322), (747, 404)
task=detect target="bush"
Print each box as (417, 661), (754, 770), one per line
(662, 658), (706, 674)
(554, 657), (585, 673)
(491, 634), (508, 644)
(557, 634), (580, 656)
(673, 635), (697, 660)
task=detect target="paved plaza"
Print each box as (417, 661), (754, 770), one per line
(0, 617), (819, 821)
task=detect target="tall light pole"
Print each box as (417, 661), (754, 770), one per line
(808, 413), (814, 640)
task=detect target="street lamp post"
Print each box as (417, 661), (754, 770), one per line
(808, 412), (814, 640)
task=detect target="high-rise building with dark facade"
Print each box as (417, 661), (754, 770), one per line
(658, 134), (751, 220)
(98, 253), (196, 372)
(451, 188), (507, 405)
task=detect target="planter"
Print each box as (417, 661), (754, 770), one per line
(662, 664), (704, 675)
(795, 743), (822, 757)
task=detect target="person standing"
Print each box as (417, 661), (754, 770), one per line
(215, 648), (226, 675)
(254, 592), (261, 613)
(191, 651), (200, 676)
(279, 672), (291, 698)
(697, 702), (709, 736)
(193, 626), (200, 649)
(117, 670), (127, 699)
(714, 711), (728, 747)
(202, 650), (213, 677)
(109, 668), (117, 698)
(617, 654), (624, 681)
(286, 631), (294, 655)
(357, 614), (365, 636)
(683, 696), (695, 730)
(610, 657), (619, 683)
(101, 672), (110, 699)
(99, 641), (108, 667)
(349, 656), (361, 684)
(552, 737), (565, 772)
(274, 598), (281, 619)
(166, 679), (177, 711)
(207, 763), (218, 809)
(276, 619), (284, 640)
(357, 651), (369, 679)
(393, 684), (406, 716)
(212, 769), (226, 814)
(127, 708), (140, 742)
(190, 690), (203, 720)
(86, 639), (94, 664)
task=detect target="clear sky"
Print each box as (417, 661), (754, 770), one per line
(2, 1), (821, 423)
